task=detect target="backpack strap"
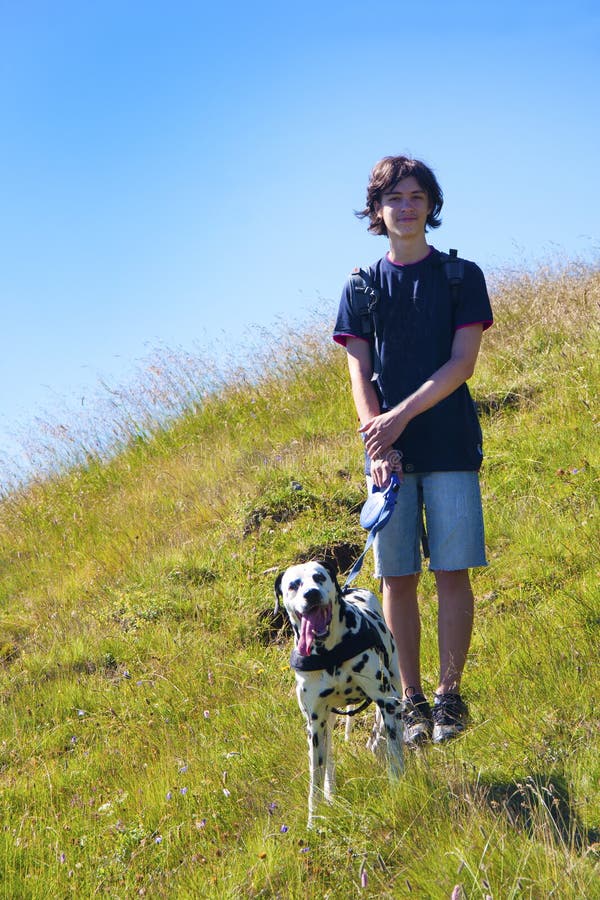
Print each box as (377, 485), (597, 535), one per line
(349, 267), (379, 337)
(349, 267), (381, 382)
(438, 248), (464, 303)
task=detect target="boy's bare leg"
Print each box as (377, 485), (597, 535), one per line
(382, 574), (422, 695)
(434, 569), (474, 695)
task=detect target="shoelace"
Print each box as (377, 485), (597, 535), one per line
(433, 697), (465, 720)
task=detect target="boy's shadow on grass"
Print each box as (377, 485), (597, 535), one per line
(479, 773), (599, 852)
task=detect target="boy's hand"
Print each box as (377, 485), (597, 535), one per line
(371, 450), (403, 488)
(360, 409), (407, 461)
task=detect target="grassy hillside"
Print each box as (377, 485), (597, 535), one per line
(0, 261), (598, 899)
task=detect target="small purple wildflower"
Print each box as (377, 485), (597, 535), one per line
(60, 853), (66, 864)
(203, 710), (210, 719)
(300, 846), (310, 853)
(180, 787), (188, 796)
(280, 825), (289, 833)
(166, 791), (173, 801)
(268, 802), (277, 815)
(361, 868), (368, 888)
(155, 835), (163, 844)
(178, 765), (188, 774)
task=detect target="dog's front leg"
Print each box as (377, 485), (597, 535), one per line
(306, 717), (328, 828)
(323, 712), (337, 802)
(377, 697), (404, 779)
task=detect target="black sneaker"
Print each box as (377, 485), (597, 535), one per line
(432, 692), (469, 743)
(401, 691), (433, 746)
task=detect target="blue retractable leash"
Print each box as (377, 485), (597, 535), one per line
(343, 472), (401, 589)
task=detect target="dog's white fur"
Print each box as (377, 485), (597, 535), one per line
(275, 560), (404, 827)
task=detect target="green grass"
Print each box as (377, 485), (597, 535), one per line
(0, 261), (598, 898)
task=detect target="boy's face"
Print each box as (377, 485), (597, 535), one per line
(375, 176), (432, 240)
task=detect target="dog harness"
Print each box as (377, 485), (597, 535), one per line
(290, 612), (392, 717)
(289, 613), (390, 674)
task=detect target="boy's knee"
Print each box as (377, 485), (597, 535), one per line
(383, 573), (420, 601)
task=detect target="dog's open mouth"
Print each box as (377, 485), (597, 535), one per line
(297, 604), (332, 656)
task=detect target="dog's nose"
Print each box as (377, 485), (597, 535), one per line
(303, 588), (322, 605)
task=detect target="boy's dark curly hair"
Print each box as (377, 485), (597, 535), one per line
(356, 156), (444, 235)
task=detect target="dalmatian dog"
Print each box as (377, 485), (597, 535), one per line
(274, 559), (404, 828)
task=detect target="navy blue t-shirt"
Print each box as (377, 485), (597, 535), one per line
(333, 248), (493, 474)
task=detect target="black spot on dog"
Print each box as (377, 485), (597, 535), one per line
(376, 670), (382, 680)
(352, 653), (369, 673)
(388, 728), (397, 741)
(344, 610), (357, 630)
(319, 688), (335, 698)
(312, 733), (319, 747)
(311, 712), (318, 721)
(385, 701), (397, 715)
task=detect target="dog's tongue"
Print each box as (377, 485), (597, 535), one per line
(297, 607), (330, 657)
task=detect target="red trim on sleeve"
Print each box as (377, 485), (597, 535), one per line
(333, 333), (370, 346)
(456, 320), (493, 332)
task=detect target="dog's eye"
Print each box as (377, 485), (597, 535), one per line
(313, 573), (326, 584)
(288, 579), (301, 592)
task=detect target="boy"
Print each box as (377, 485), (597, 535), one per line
(333, 156), (493, 744)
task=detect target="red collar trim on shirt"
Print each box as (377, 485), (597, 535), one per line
(386, 247), (434, 267)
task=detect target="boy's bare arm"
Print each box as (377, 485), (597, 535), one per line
(346, 337), (402, 487)
(345, 337), (381, 425)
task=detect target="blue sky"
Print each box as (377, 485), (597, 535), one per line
(1, 0), (599, 485)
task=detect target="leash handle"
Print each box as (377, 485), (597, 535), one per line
(343, 473), (401, 591)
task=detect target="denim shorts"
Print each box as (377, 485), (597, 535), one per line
(370, 471), (487, 577)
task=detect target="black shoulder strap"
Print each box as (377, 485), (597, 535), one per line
(438, 248), (464, 303)
(349, 267), (379, 338)
(348, 267), (381, 382)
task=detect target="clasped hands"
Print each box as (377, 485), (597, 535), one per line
(359, 408), (406, 488)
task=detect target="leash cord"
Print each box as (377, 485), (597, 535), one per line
(331, 698), (372, 716)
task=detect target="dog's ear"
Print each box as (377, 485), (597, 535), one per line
(273, 571), (284, 613)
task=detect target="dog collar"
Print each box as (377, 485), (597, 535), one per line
(290, 617), (389, 673)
